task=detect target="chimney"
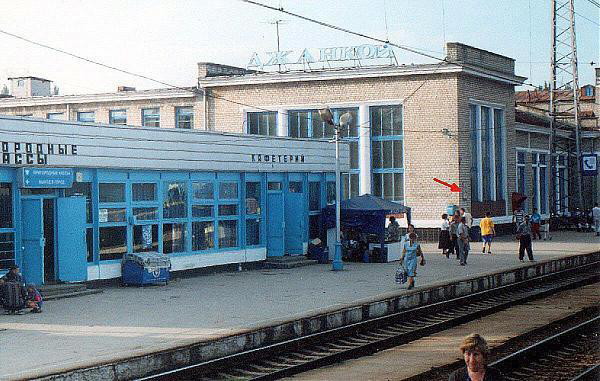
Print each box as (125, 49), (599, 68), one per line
(8, 76), (52, 98)
(117, 86), (136, 92)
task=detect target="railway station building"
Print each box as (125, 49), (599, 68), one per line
(0, 42), (598, 252)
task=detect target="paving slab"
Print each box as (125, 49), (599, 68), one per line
(0, 231), (598, 380)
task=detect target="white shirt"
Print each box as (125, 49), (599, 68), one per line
(462, 212), (473, 228)
(441, 220), (450, 231)
(593, 206), (600, 220)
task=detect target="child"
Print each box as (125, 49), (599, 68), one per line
(26, 285), (43, 313)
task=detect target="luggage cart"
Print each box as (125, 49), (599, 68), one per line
(122, 252), (171, 286)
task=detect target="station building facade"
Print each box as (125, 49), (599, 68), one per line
(0, 115), (346, 282)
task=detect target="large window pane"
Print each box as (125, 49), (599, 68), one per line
(109, 110), (127, 125)
(133, 224), (158, 253)
(163, 223), (186, 253)
(370, 107), (382, 136)
(99, 183), (125, 203)
(394, 173), (404, 201)
(494, 109), (505, 201)
(245, 182), (261, 215)
(540, 166), (547, 214)
(382, 140), (393, 168)
(372, 141), (381, 169)
(349, 141), (359, 169)
(134, 207), (158, 221)
(219, 182), (238, 199)
(289, 182), (302, 193)
(383, 173), (393, 200)
(350, 173), (359, 198)
(77, 111), (94, 123)
(342, 173), (350, 200)
(132, 183), (156, 202)
(470, 104), (480, 202)
(481, 106), (493, 201)
(192, 221), (214, 250)
(163, 182), (187, 218)
(193, 181), (214, 200)
(393, 141), (403, 168)
(218, 220), (238, 248)
(192, 205), (213, 218)
(309, 182), (320, 211)
(0, 232), (15, 269)
(246, 219), (260, 246)
(100, 208), (126, 223)
(326, 181), (336, 204)
(373, 173), (382, 197)
(248, 112), (276, 136)
(218, 204), (238, 216)
(99, 226), (127, 260)
(0, 183), (13, 229)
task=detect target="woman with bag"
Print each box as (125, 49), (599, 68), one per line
(401, 232), (426, 290)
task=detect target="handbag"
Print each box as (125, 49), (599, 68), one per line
(395, 265), (408, 284)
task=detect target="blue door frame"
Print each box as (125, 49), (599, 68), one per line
(267, 191), (284, 257)
(21, 199), (44, 285)
(285, 181), (305, 255)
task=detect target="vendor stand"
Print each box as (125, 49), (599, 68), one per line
(322, 194), (411, 262)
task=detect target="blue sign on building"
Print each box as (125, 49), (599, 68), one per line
(18, 167), (74, 188)
(581, 154), (598, 176)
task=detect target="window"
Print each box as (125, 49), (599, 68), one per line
(584, 86), (594, 97)
(163, 182), (187, 218)
(309, 182), (320, 211)
(163, 223), (186, 253)
(99, 183), (125, 203)
(268, 182), (282, 191)
(133, 225), (158, 253)
(248, 112), (276, 136)
(556, 155), (568, 212)
(193, 181), (214, 200)
(132, 183), (156, 202)
(192, 221), (214, 250)
(77, 111), (95, 123)
(370, 105), (404, 201)
(219, 182), (238, 199)
(342, 173), (360, 200)
(17, 80), (23, 87)
(469, 103), (506, 202)
(218, 220), (238, 248)
(217, 180), (239, 248)
(326, 181), (336, 205)
(0, 183), (12, 229)
(531, 152), (549, 214)
(245, 181), (261, 246)
(288, 108), (358, 139)
(109, 110), (127, 125)
(176, 107), (194, 129)
(516, 151), (527, 210)
(47, 112), (64, 120)
(142, 108), (160, 127)
(0, 232), (15, 270)
(99, 226), (127, 260)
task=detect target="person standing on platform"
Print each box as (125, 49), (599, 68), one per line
(448, 334), (505, 381)
(401, 232), (425, 290)
(592, 203), (600, 237)
(449, 214), (460, 260)
(530, 208), (542, 240)
(479, 212), (495, 254)
(457, 216), (470, 266)
(516, 215), (534, 262)
(439, 214), (451, 257)
(512, 207), (525, 233)
(460, 208), (473, 228)
(386, 216), (401, 242)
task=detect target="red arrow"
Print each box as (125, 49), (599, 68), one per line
(433, 178), (462, 192)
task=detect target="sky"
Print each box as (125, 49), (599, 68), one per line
(0, 0), (597, 95)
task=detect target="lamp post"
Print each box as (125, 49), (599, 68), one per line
(319, 108), (352, 271)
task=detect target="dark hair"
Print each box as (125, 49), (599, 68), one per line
(461, 216), (466, 223)
(407, 223), (414, 229)
(485, 212), (491, 217)
(460, 208), (466, 212)
(442, 213), (448, 219)
(9, 265), (19, 270)
(408, 232), (417, 240)
(389, 216), (396, 222)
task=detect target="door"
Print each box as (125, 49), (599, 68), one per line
(21, 199), (44, 285)
(56, 197), (87, 282)
(267, 190), (284, 257)
(43, 199), (56, 282)
(285, 181), (305, 255)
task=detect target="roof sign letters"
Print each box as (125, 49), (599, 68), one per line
(247, 44), (396, 69)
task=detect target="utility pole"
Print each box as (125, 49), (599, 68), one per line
(549, 0), (583, 213)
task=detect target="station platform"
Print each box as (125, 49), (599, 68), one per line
(0, 231), (598, 381)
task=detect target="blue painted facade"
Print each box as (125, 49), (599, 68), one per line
(0, 167), (336, 282)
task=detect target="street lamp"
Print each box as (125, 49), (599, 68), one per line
(319, 107), (352, 271)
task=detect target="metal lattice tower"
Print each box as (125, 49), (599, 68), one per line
(549, 0), (583, 213)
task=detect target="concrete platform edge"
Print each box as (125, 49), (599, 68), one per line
(35, 251), (600, 381)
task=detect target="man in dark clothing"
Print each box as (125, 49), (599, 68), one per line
(1, 265), (26, 286)
(448, 334), (504, 381)
(516, 215), (534, 262)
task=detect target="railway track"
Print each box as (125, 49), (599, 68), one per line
(492, 316), (599, 381)
(138, 261), (599, 381)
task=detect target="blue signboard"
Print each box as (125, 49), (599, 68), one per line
(581, 154), (598, 176)
(18, 167), (74, 188)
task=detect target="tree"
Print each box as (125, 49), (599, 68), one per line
(53, 85), (59, 95)
(1, 84), (8, 95)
